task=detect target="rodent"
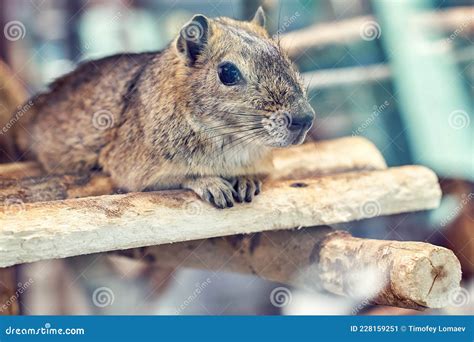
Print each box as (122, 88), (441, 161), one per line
(13, 7), (315, 209)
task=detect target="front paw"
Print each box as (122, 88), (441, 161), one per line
(228, 176), (262, 203)
(183, 177), (237, 209)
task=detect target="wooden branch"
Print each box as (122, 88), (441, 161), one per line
(0, 137), (386, 203)
(0, 165), (440, 267)
(316, 231), (461, 309)
(302, 64), (391, 89)
(281, 7), (474, 58)
(113, 227), (461, 309)
(281, 15), (373, 57)
(271, 136), (386, 179)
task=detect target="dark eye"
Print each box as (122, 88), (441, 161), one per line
(217, 62), (243, 86)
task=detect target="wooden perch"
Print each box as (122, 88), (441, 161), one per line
(113, 227), (461, 309)
(316, 231), (461, 309)
(0, 165), (440, 267)
(281, 7), (474, 58)
(0, 172), (113, 203)
(0, 137), (386, 203)
(302, 64), (391, 89)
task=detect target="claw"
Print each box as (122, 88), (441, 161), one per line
(183, 177), (236, 209)
(230, 176), (262, 204)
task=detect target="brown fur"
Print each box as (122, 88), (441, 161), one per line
(13, 9), (315, 208)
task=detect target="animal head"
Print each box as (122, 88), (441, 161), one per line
(175, 7), (315, 149)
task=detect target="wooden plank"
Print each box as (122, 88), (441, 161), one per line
(0, 165), (441, 267)
(281, 7), (474, 58)
(0, 137), (387, 203)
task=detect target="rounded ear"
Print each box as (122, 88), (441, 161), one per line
(176, 14), (210, 65)
(251, 6), (266, 28)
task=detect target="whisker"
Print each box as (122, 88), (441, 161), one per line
(221, 130), (265, 159)
(200, 126), (263, 146)
(201, 123), (262, 135)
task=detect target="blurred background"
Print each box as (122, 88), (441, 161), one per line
(0, 0), (472, 315)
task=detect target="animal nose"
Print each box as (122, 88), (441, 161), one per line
(289, 113), (314, 131)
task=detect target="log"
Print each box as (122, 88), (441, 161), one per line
(0, 136), (387, 203)
(0, 165), (441, 267)
(316, 232), (461, 309)
(113, 227), (462, 309)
